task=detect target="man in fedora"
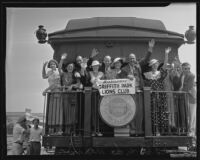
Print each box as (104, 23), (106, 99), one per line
(12, 116), (27, 155)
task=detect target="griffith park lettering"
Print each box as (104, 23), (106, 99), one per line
(96, 79), (135, 96)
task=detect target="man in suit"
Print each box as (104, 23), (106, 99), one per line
(121, 39), (155, 136)
(180, 62), (196, 138)
(121, 39), (155, 91)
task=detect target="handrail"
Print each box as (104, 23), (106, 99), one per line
(43, 86), (190, 137)
(46, 91), (83, 93)
(46, 90), (188, 94)
(151, 90), (188, 94)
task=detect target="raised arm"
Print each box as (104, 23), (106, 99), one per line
(58, 59), (64, 75)
(87, 48), (100, 70)
(163, 47), (171, 70)
(90, 48), (99, 59)
(42, 84), (58, 96)
(139, 39), (155, 66)
(42, 61), (49, 79)
(58, 53), (67, 75)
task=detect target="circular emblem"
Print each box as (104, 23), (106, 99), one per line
(99, 95), (136, 127)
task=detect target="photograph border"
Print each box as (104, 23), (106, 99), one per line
(1, 1), (199, 160)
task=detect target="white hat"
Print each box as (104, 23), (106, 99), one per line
(113, 57), (122, 64)
(74, 72), (81, 78)
(149, 59), (159, 66)
(91, 60), (100, 66)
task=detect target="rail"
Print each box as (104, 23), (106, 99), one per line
(44, 91), (84, 136)
(43, 88), (190, 137)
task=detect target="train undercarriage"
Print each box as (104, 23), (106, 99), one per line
(42, 87), (195, 156)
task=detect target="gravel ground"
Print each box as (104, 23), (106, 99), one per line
(7, 135), (52, 155)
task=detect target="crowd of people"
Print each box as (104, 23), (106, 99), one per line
(10, 38), (194, 156)
(41, 39), (196, 140)
(41, 40), (156, 93)
(11, 39), (196, 155)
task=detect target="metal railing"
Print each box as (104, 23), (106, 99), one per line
(150, 90), (189, 136)
(90, 90), (145, 136)
(44, 91), (84, 136)
(43, 89), (190, 137)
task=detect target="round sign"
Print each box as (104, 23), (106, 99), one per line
(99, 95), (136, 127)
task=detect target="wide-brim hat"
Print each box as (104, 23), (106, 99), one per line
(91, 60), (100, 66)
(74, 72), (81, 78)
(47, 59), (59, 68)
(113, 57), (123, 64)
(149, 59), (159, 66)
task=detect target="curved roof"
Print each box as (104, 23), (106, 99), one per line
(65, 17), (166, 31)
(48, 17), (184, 44)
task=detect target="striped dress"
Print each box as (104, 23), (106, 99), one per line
(46, 69), (63, 130)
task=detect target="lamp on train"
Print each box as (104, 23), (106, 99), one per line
(185, 26), (196, 44)
(35, 25), (47, 44)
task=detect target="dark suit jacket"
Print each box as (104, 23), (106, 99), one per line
(181, 72), (196, 104)
(121, 51), (152, 89)
(74, 63), (91, 87)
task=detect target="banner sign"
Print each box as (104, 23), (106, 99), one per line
(96, 79), (135, 96)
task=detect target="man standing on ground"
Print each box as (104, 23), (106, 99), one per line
(29, 118), (43, 155)
(12, 116), (27, 155)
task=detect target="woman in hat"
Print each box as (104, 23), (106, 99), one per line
(143, 47), (171, 136)
(59, 53), (75, 91)
(110, 57), (128, 79)
(42, 59), (61, 95)
(42, 59), (63, 134)
(89, 60), (104, 89)
(88, 60), (104, 136)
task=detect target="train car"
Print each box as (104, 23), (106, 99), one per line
(39, 17), (194, 155)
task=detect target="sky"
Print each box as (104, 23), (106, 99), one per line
(6, 3), (196, 113)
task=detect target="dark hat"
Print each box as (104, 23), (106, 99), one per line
(32, 118), (40, 123)
(47, 59), (59, 68)
(17, 115), (26, 123)
(182, 62), (191, 67)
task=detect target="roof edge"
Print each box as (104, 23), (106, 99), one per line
(48, 25), (184, 38)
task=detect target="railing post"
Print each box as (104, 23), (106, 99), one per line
(43, 93), (47, 135)
(84, 87), (92, 136)
(45, 93), (50, 135)
(143, 87), (152, 136)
